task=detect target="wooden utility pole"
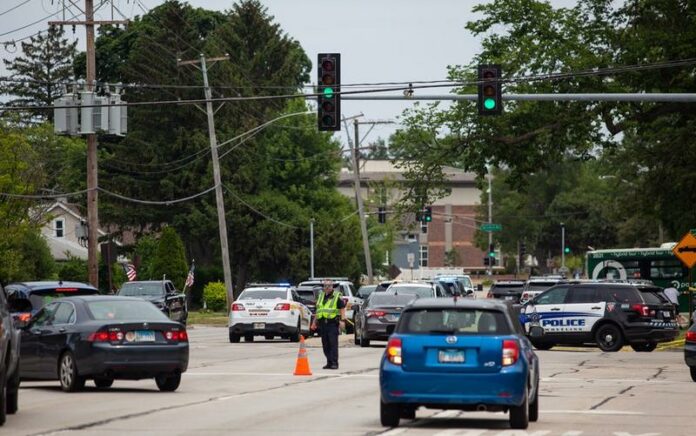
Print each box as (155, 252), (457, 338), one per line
(177, 55), (234, 308)
(50, 3), (128, 288)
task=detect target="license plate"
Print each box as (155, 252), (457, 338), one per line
(438, 349), (465, 363)
(253, 323), (265, 330)
(662, 311), (672, 318)
(134, 330), (155, 342)
(505, 296), (515, 301)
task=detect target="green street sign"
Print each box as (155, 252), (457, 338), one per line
(481, 223), (502, 232)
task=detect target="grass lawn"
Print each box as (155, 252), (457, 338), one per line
(188, 310), (228, 326)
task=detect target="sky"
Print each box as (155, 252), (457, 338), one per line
(0, 0), (578, 144)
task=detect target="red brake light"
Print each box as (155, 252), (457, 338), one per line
(55, 288), (78, 292)
(367, 310), (386, 318)
(386, 337), (402, 365)
(630, 304), (650, 317)
(88, 330), (123, 342)
(686, 331), (696, 343)
(231, 303), (245, 311)
(165, 330), (188, 342)
(502, 339), (519, 366)
(274, 303), (291, 311)
(17, 313), (31, 322)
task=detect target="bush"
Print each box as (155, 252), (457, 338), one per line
(151, 227), (188, 288)
(58, 254), (88, 282)
(203, 281), (227, 312)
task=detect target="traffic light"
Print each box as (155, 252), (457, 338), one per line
(519, 242), (527, 258)
(483, 257), (490, 266)
(424, 206), (432, 222)
(488, 243), (496, 258)
(564, 246), (571, 254)
(317, 53), (341, 131)
(378, 206), (386, 224)
(477, 64), (502, 116)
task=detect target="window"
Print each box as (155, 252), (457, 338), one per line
(53, 302), (76, 324)
(54, 219), (65, 238)
(421, 222), (428, 234)
(598, 287), (640, 304)
(535, 287), (568, 305)
(419, 245), (428, 267)
(31, 303), (59, 327)
(567, 287), (599, 304)
(398, 309), (512, 335)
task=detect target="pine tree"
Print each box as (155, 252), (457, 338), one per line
(151, 227), (188, 289)
(1, 25), (77, 121)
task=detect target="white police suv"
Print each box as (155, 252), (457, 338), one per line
(228, 286), (312, 343)
(520, 282), (678, 352)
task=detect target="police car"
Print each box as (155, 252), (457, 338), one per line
(228, 286), (312, 343)
(520, 282), (678, 352)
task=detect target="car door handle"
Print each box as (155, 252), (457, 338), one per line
(550, 308), (561, 311)
(58, 328), (67, 333)
(591, 306), (602, 310)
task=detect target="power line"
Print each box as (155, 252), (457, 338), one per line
(0, 0), (33, 17)
(97, 185), (217, 205)
(223, 185), (300, 230)
(0, 9), (63, 38)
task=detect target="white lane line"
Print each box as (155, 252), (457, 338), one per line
(432, 429), (488, 436)
(379, 429), (407, 436)
(185, 371), (378, 377)
(544, 409), (644, 415)
(542, 377), (683, 384)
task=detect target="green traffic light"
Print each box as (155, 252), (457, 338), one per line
(489, 252), (496, 257)
(484, 98), (496, 110)
(323, 87), (334, 99)
(564, 247), (571, 254)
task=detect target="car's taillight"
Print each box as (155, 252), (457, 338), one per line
(165, 330), (188, 342)
(367, 310), (386, 318)
(274, 303), (291, 311)
(231, 303), (245, 311)
(88, 330), (123, 342)
(686, 331), (696, 343)
(502, 339), (519, 366)
(17, 312), (31, 323)
(386, 337), (402, 365)
(630, 304), (650, 317)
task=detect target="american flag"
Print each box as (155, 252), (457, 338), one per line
(123, 263), (137, 281)
(185, 263), (195, 288)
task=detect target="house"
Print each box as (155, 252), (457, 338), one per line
(337, 160), (488, 274)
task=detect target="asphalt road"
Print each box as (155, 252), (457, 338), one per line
(6, 325), (693, 436)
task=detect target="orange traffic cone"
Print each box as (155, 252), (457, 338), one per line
(293, 335), (312, 376)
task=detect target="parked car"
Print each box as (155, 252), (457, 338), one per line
(19, 296), (188, 392)
(379, 298), (540, 429)
(357, 285), (377, 300)
(520, 282), (678, 352)
(117, 280), (187, 325)
(436, 274), (476, 296)
(5, 281), (99, 327)
(489, 280), (526, 303)
(295, 285), (321, 336)
(519, 276), (566, 304)
(385, 282), (446, 299)
(684, 323), (696, 381)
(353, 293), (417, 347)
(0, 283), (21, 425)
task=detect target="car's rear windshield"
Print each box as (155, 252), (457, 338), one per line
(387, 286), (433, 298)
(296, 290), (317, 301)
(238, 290), (286, 300)
(27, 289), (98, 311)
(527, 282), (559, 292)
(640, 288), (670, 304)
(87, 300), (169, 321)
(118, 283), (164, 297)
(368, 294), (417, 308)
(397, 309), (511, 335)
(493, 283), (525, 289)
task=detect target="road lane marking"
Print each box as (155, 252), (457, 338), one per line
(544, 409), (644, 415)
(185, 371), (378, 377)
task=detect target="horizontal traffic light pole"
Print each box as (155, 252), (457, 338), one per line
(342, 93), (696, 102)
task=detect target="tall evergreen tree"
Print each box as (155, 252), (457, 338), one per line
(1, 25), (77, 121)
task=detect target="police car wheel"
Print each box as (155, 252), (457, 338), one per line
(244, 335), (254, 342)
(530, 340), (554, 351)
(690, 367), (696, 382)
(595, 324), (624, 352)
(229, 333), (240, 343)
(630, 342), (657, 352)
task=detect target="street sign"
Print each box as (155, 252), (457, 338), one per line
(673, 231), (696, 269)
(481, 223), (502, 232)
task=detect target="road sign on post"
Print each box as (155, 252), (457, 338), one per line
(481, 223), (502, 232)
(673, 231), (696, 325)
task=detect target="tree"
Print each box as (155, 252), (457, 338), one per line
(58, 255), (88, 283)
(16, 231), (55, 280)
(151, 227), (188, 289)
(1, 25), (77, 121)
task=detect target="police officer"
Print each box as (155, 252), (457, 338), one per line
(311, 279), (346, 369)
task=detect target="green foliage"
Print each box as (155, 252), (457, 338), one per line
(134, 235), (159, 280)
(17, 231), (55, 280)
(151, 227), (188, 289)
(444, 249), (461, 267)
(58, 255), (88, 283)
(203, 281), (227, 311)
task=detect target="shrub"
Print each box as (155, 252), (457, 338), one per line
(151, 227), (188, 288)
(203, 281), (227, 312)
(58, 254), (88, 283)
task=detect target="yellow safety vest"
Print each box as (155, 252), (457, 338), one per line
(316, 291), (340, 320)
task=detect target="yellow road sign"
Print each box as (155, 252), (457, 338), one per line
(673, 231), (696, 269)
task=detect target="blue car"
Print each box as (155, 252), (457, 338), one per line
(379, 298), (540, 429)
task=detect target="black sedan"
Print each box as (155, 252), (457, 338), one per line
(20, 296), (188, 392)
(353, 293), (417, 347)
(685, 323), (696, 382)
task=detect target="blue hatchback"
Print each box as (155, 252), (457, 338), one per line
(379, 298), (540, 429)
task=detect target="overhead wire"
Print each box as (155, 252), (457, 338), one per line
(0, 0), (32, 17)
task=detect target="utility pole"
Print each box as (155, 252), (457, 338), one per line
(310, 218), (315, 279)
(353, 117), (373, 284)
(50, 2), (128, 288)
(178, 54), (234, 307)
(561, 223), (566, 271)
(487, 166), (493, 275)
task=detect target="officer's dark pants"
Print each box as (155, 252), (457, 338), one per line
(319, 321), (339, 366)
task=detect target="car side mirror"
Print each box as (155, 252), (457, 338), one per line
(477, 284), (483, 292)
(386, 325), (396, 335)
(529, 326), (545, 338)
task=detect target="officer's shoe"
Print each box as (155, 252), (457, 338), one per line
(328, 365), (339, 370)
(322, 364), (331, 369)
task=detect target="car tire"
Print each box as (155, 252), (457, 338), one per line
(380, 400), (400, 427)
(630, 342), (657, 352)
(531, 340), (554, 351)
(0, 368), (6, 426)
(353, 325), (360, 346)
(400, 407), (416, 420)
(595, 324), (624, 352)
(529, 381), (539, 422)
(229, 332), (240, 343)
(94, 378), (114, 389)
(155, 373), (181, 392)
(59, 352), (85, 393)
(290, 320), (301, 342)
(244, 334), (254, 342)
(509, 387), (529, 429)
(690, 367), (696, 382)
(6, 363), (19, 415)
(360, 333), (370, 348)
